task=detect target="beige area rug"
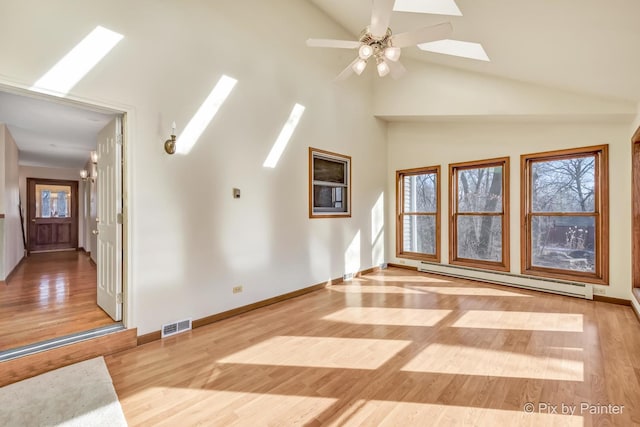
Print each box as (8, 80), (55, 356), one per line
(0, 357), (127, 426)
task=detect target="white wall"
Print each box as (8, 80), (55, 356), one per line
(81, 159), (97, 262)
(0, 0), (387, 334)
(3, 126), (22, 277)
(374, 58), (637, 119)
(386, 120), (631, 299)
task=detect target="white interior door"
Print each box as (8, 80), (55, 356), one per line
(96, 116), (123, 321)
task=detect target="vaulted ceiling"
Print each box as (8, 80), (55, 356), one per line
(2, 0), (640, 170)
(310, 0), (640, 102)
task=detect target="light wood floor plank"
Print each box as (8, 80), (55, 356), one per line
(106, 268), (640, 426)
(0, 251), (114, 351)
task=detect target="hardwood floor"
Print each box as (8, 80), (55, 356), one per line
(106, 267), (640, 426)
(0, 251), (114, 351)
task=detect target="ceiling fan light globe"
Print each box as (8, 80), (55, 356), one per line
(352, 59), (367, 75)
(384, 47), (401, 62)
(377, 60), (390, 77)
(358, 44), (374, 60)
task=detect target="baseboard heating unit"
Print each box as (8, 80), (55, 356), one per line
(418, 262), (593, 300)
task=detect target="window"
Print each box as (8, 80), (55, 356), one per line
(309, 148), (351, 218)
(396, 166), (440, 261)
(35, 184), (72, 218)
(521, 145), (608, 284)
(449, 157), (510, 271)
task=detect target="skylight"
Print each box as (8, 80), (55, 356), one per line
(263, 103), (305, 168)
(176, 75), (237, 155)
(418, 39), (490, 61)
(31, 26), (124, 96)
(394, 0), (462, 16)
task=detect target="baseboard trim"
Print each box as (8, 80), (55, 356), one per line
(593, 295), (631, 306)
(89, 257), (96, 266)
(387, 263), (418, 271)
(631, 292), (640, 324)
(137, 331), (161, 346)
(137, 266), (381, 346)
(5, 255), (26, 283)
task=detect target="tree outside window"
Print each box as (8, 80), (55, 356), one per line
(522, 145), (608, 284)
(449, 157), (510, 271)
(396, 166), (440, 261)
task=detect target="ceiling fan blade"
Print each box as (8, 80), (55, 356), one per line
(370, 0), (395, 38)
(388, 60), (407, 79)
(335, 58), (360, 81)
(391, 22), (453, 48)
(306, 38), (360, 49)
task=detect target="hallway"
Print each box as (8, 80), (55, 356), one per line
(0, 251), (113, 351)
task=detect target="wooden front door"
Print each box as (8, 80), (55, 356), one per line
(27, 178), (78, 252)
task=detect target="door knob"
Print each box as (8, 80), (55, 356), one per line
(92, 229), (99, 235)
(31, 219), (36, 223)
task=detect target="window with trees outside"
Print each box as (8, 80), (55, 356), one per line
(521, 145), (608, 284)
(396, 166), (440, 261)
(449, 157), (510, 271)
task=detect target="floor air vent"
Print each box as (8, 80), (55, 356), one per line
(161, 319), (192, 338)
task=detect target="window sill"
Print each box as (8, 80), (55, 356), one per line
(449, 258), (510, 273)
(522, 267), (608, 286)
(397, 253), (440, 263)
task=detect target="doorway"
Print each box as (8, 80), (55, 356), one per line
(26, 178), (78, 253)
(0, 87), (127, 355)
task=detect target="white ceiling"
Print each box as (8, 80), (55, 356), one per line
(309, 0), (640, 102)
(2, 1), (639, 170)
(0, 90), (115, 169)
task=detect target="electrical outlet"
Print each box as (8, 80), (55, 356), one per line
(593, 287), (606, 295)
(398, 259), (406, 264)
(232, 286), (243, 294)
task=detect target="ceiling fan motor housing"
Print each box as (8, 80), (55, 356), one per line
(359, 27), (394, 58)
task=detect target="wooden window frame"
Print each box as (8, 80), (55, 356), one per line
(521, 145), (609, 285)
(309, 147), (352, 219)
(633, 128), (640, 302)
(396, 166), (441, 262)
(449, 157), (510, 272)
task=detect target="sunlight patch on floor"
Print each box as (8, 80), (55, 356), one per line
(402, 343), (583, 381)
(131, 388), (337, 426)
(323, 307), (451, 327)
(368, 275), (450, 283)
(408, 286), (531, 297)
(327, 400), (582, 427)
(331, 285), (429, 295)
(219, 336), (410, 370)
(452, 310), (583, 332)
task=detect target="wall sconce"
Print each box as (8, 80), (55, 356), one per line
(81, 150), (98, 182)
(165, 121), (177, 155)
(80, 168), (97, 183)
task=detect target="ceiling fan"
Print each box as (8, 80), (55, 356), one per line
(306, 0), (452, 80)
